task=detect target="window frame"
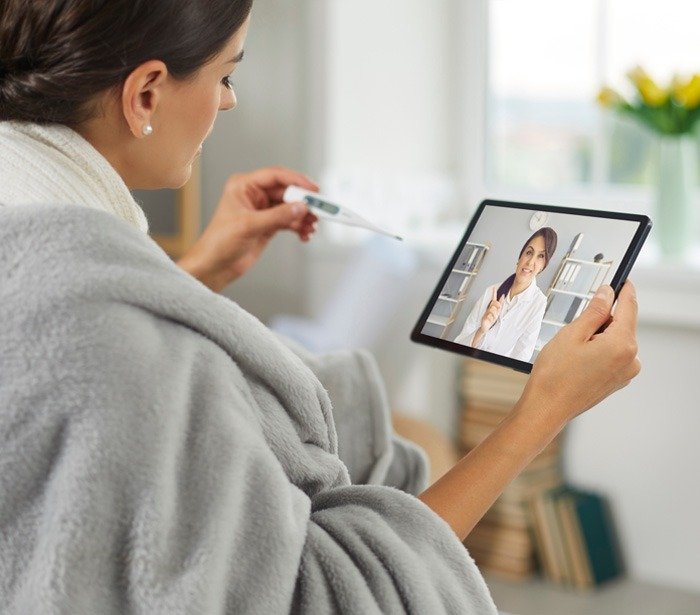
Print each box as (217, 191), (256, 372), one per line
(461, 0), (666, 218)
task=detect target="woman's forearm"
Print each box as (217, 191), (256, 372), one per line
(417, 388), (566, 542)
(177, 249), (229, 293)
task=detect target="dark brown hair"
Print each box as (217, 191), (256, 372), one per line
(0, 0), (253, 126)
(496, 227), (558, 299)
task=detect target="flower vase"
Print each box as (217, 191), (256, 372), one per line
(656, 135), (697, 260)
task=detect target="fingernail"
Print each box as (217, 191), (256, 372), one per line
(595, 285), (612, 300)
(292, 203), (304, 216)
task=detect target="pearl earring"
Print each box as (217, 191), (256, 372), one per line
(142, 124), (153, 136)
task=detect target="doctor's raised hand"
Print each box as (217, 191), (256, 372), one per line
(177, 166), (319, 292)
(479, 288), (506, 332)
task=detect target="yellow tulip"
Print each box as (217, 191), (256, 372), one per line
(626, 65), (668, 107)
(637, 78), (668, 106)
(674, 74), (700, 109)
(626, 65), (650, 88)
(596, 86), (624, 108)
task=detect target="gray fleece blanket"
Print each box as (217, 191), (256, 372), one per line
(0, 204), (497, 614)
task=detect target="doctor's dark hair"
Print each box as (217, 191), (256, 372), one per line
(0, 0), (253, 126)
(496, 227), (558, 300)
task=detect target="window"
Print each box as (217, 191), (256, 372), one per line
(487, 0), (700, 197)
(310, 0), (700, 244)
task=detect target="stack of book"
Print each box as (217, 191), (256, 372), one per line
(529, 486), (622, 589)
(459, 359), (623, 589)
(459, 358), (564, 581)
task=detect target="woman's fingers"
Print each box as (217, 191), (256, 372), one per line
(529, 279), (642, 424)
(609, 280), (638, 334)
(248, 166), (319, 193)
(290, 215), (318, 241)
(244, 202), (309, 237)
(570, 284), (615, 341)
(484, 305), (499, 325)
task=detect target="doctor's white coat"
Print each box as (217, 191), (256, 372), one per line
(453, 279), (547, 362)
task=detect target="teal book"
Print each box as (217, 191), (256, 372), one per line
(566, 487), (622, 585)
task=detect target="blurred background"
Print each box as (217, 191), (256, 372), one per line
(190, 0), (700, 611)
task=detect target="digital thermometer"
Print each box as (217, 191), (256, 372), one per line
(283, 186), (403, 241)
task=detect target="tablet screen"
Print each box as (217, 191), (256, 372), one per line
(412, 200), (650, 372)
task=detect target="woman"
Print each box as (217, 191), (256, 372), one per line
(0, 2), (641, 613)
(454, 228), (558, 362)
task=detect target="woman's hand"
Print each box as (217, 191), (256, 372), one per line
(479, 287), (506, 333)
(177, 166), (319, 292)
(418, 281), (641, 541)
(523, 280), (641, 427)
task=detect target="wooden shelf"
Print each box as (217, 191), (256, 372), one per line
(541, 318), (566, 328)
(427, 241), (489, 339)
(427, 314), (452, 327)
(149, 160), (201, 259)
(438, 294), (462, 304)
(549, 288), (594, 299)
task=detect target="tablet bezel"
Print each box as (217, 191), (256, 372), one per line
(410, 199), (652, 374)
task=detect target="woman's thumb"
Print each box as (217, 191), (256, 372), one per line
(571, 285), (614, 339)
(250, 202), (307, 234)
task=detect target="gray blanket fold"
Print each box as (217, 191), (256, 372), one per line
(0, 204), (497, 614)
(277, 335), (430, 493)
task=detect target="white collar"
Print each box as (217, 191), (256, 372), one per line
(0, 121), (148, 233)
(507, 277), (540, 304)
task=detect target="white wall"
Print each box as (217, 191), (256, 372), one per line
(200, 0), (700, 595)
(564, 323), (700, 591)
(323, 0), (457, 174)
(200, 0), (311, 320)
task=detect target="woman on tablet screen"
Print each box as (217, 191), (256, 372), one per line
(454, 227), (558, 362)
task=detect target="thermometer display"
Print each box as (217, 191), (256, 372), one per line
(304, 196), (340, 215)
(283, 186), (403, 241)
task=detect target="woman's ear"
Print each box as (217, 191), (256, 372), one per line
(121, 60), (169, 138)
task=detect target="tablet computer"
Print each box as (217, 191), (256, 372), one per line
(410, 199), (652, 373)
